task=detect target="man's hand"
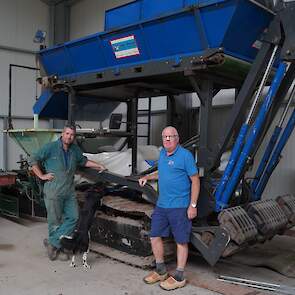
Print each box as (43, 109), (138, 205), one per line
(40, 173), (54, 181)
(85, 160), (106, 172)
(138, 177), (148, 187)
(97, 164), (106, 171)
(187, 206), (197, 220)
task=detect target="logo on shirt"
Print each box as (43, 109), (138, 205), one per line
(168, 160), (174, 166)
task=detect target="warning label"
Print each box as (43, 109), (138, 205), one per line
(110, 35), (140, 59)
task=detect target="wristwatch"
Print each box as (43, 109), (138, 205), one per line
(191, 202), (197, 208)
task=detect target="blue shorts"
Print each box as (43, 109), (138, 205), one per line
(150, 206), (192, 244)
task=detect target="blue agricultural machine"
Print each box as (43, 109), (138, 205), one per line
(7, 0), (295, 265)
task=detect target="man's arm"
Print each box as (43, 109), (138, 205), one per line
(29, 144), (54, 181)
(31, 164), (54, 181)
(138, 171), (159, 186)
(84, 159), (106, 171)
(187, 174), (200, 220)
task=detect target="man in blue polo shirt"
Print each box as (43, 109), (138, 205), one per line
(139, 126), (200, 291)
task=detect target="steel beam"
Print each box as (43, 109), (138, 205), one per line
(0, 44), (35, 55)
(211, 42), (276, 171)
(197, 80), (214, 171)
(131, 97), (138, 175)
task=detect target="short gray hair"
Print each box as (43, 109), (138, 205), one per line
(162, 126), (179, 136)
(63, 123), (76, 133)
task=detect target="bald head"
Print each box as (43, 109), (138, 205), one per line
(162, 126), (179, 138)
(162, 126), (179, 154)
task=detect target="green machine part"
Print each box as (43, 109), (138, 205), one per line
(0, 193), (19, 218)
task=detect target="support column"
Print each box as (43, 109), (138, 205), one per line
(130, 97), (138, 174)
(189, 75), (214, 173)
(198, 80), (214, 173)
(67, 88), (76, 125)
(3, 117), (8, 170)
(167, 95), (176, 127)
(52, 2), (71, 45)
(167, 94), (193, 143)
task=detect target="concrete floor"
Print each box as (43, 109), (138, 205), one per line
(1, 216), (295, 295)
(0, 217), (219, 295)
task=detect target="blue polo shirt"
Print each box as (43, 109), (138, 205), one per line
(157, 145), (198, 208)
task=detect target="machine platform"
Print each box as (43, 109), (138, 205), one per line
(34, 0), (274, 118)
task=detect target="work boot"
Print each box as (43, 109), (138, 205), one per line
(47, 244), (58, 261)
(143, 271), (168, 284)
(58, 249), (70, 261)
(160, 276), (186, 290)
(43, 238), (58, 261)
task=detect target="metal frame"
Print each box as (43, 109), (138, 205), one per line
(211, 2), (295, 173)
(189, 78), (214, 170)
(48, 49), (247, 174)
(190, 226), (230, 266)
(211, 43), (278, 171)
(54, 51), (244, 93)
(39, 1), (295, 192)
(8, 64), (39, 130)
(31, 0), (295, 266)
(78, 168), (158, 205)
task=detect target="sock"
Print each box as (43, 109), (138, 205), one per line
(155, 261), (167, 275)
(173, 268), (184, 281)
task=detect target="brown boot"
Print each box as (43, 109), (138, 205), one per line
(160, 276), (186, 290)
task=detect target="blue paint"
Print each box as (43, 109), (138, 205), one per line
(38, 0), (273, 78)
(251, 125), (282, 198)
(215, 123), (248, 211)
(254, 109), (295, 198)
(33, 90), (68, 120)
(218, 62), (287, 210)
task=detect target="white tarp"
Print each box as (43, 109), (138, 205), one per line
(75, 145), (160, 185)
(84, 145), (160, 176)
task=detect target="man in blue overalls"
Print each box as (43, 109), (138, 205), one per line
(139, 126), (200, 291)
(30, 124), (105, 261)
